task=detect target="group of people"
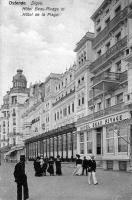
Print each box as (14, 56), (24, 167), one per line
(33, 155), (62, 177)
(73, 154), (98, 185)
(13, 154), (98, 200)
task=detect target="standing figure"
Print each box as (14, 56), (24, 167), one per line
(88, 155), (98, 185)
(33, 156), (42, 176)
(47, 157), (54, 176)
(82, 156), (88, 176)
(14, 155), (29, 200)
(42, 158), (48, 176)
(73, 154), (82, 176)
(55, 155), (62, 175)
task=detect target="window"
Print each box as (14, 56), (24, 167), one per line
(116, 60), (121, 72)
(80, 132), (84, 154)
(80, 143), (84, 154)
(57, 112), (59, 120)
(80, 132), (84, 142)
(12, 96), (17, 104)
(118, 126), (128, 152)
(97, 102), (102, 111)
(68, 105), (70, 114)
(13, 127), (16, 134)
(106, 126), (114, 153)
(13, 118), (16, 126)
(115, 5), (121, 16)
(70, 74), (72, 81)
(82, 97), (84, 105)
(72, 103), (74, 112)
(82, 77), (84, 81)
(115, 31), (121, 42)
(3, 121), (5, 127)
(106, 98), (111, 108)
(96, 26), (101, 33)
(63, 108), (67, 116)
(87, 131), (92, 154)
(105, 17), (110, 25)
(116, 93), (123, 104)
(106, 8), (109, 14)
(106, 41), (110, 50)
(78, 99), (81, 106)
(97, 49), (102, 57)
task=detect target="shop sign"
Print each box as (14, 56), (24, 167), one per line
(78, 112), (130, 131)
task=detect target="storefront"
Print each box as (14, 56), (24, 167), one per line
(77, 111), (132, 171)
(25, 123), (77, 161)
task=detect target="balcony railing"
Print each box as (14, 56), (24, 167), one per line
(90, 36), (127, 72)
(92, 71), (128, 88)
(93, 72), (120, 86)
(52, 89), (75, 107)
(92, 7), (128, 48)
(82, 103), (125, 124)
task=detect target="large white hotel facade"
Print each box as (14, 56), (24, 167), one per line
(0, 0), (132, 171)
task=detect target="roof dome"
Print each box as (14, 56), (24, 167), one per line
(13, 69), (27, 88)
(13, 69), (27, 82)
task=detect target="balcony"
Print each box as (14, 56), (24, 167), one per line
(82, 102), (125, 124)
(92, 7), (128, 48)
(52, 89), (75, 107)
(92, 71), (127, 90)
(90, 36), (127, 73)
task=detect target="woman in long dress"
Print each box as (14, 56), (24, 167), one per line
(73, 154), (82, 176)
(55, 155), (62, 175)
(47, 157), (54, 176)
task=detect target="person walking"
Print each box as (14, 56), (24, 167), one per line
(14, 155), (29, 200)
(82, 156), (88, 176)
(55, 155), (62, 175)
(88, 155), (98, 185)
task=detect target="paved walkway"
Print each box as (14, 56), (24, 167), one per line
(0, 161), (132, 200)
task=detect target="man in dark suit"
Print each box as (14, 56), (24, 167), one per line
(14, 155), (29, 200)
(82, 156), (88, 175)
(88, 155), (98, 185)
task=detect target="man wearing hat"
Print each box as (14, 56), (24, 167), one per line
(14, 155), (29, 200)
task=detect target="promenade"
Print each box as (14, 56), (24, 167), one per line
(0, 161), (132, 200)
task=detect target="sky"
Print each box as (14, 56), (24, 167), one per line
(0, 0), (104, 105)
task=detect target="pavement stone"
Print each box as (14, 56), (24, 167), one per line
(0, 161), (132, 200)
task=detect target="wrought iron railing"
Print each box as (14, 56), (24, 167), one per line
(90, 36), (127, 72)
(92, 7), (128, 47)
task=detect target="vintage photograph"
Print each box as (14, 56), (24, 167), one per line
(0, 0), (132, 199)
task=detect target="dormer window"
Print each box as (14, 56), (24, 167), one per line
(106, 41), (111, 50)
(115, 5), (121, 16)
(96, 26), (101, 33)
(97, 49), (102, 57)
(105, 17), (110, 25)
(115, 31), (121, 42)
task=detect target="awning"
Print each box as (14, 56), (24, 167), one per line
(4, 149), (17, 157)
(4, 146), (24, 157)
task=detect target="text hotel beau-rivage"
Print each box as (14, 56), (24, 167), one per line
(78, 112), (131, 132)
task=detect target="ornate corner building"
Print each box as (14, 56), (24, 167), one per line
(0, 0), (132, 171)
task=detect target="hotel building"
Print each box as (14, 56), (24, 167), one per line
(76, 0), (132, 171)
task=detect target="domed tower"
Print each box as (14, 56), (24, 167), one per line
(9, 69), (29, 147)
(12, 69), (27, 91)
